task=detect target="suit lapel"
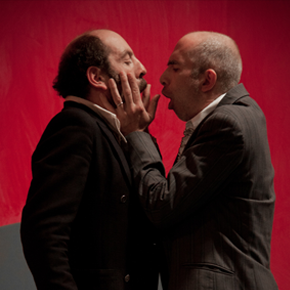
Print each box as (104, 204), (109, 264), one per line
(96, 119), (132, 187)
(175, 84), (250, 164)
(64, 101), (132, 186)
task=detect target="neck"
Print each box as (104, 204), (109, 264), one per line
(86, 92), (115, 114)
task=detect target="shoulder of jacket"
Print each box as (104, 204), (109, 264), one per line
(41, 105), (102, 137)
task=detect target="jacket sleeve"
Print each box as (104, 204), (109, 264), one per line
(21, 110), (94, 290)
(126, 112), (244, 229)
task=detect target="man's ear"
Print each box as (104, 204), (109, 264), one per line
(86, 66), (108, 90)
(200, 69), (217, 92)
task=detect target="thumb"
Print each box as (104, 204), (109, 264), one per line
(148, 94), (160, 120)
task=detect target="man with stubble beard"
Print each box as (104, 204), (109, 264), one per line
(21, 29), (161, 290)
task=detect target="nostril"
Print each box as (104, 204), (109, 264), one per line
(159, 74), (166, 85)
(139, 72), (145, 78)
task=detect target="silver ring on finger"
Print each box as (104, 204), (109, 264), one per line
(117, 101), (123, 107)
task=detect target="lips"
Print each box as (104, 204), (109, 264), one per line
(161, 88), (168, 98)
(161, 89), (173, 109)
(139, 78), (147, 93)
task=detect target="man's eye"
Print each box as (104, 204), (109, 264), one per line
(125, 60), (132, 65)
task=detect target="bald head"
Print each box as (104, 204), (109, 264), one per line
(178, 31), (242, 93)
(89, 29), (121, 41)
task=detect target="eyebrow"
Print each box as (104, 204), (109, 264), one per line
(120, 50), (133, 60)
(167, 60), (179, 66)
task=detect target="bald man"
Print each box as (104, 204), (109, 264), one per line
(108, 31), (278, 289)
(21, 30), (161, 290)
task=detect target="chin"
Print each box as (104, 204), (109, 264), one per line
(175, 112), (187, 121)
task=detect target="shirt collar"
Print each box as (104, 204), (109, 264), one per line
(64, 96), (127, 143)
(187, 93), (226, 131)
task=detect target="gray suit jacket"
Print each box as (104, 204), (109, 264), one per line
(126, 84), (278, 290)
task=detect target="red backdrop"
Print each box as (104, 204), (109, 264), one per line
(1, 0), (289, 288)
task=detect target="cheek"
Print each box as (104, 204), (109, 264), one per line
(174, 75), (185, 89)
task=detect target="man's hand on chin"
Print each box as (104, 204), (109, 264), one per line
(108, 72), (160, 136)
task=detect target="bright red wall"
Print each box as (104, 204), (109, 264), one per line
(1, 0), (289, 288)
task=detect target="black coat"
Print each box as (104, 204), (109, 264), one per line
(21, 101), (160, 290)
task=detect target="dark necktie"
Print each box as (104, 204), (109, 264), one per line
(176, 127), (194, 162)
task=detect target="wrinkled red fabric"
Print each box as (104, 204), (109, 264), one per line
(0, 1), (289, 289)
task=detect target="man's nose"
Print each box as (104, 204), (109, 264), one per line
(136, 59), (147, 78)
(159, 70), (167, 86)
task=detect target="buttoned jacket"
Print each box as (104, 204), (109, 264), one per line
(21, 101), (159, 290)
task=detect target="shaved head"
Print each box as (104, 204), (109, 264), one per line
(178, 31), (242, 93)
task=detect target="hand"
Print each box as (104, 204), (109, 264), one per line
(108, 72), (160, 136)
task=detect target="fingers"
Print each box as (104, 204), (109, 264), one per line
(108, 78), (123, 108)
(108, 72), (160, 134)
(148, 94), (160, 120)
(108, 72), (141, 113)
(126, 73), (141, 104)
(108, 72), (155, 121)
(119, 72), (133, 105)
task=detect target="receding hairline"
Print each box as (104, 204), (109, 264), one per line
(62, 29), (116, 59)
(65, 29), (119, 49)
